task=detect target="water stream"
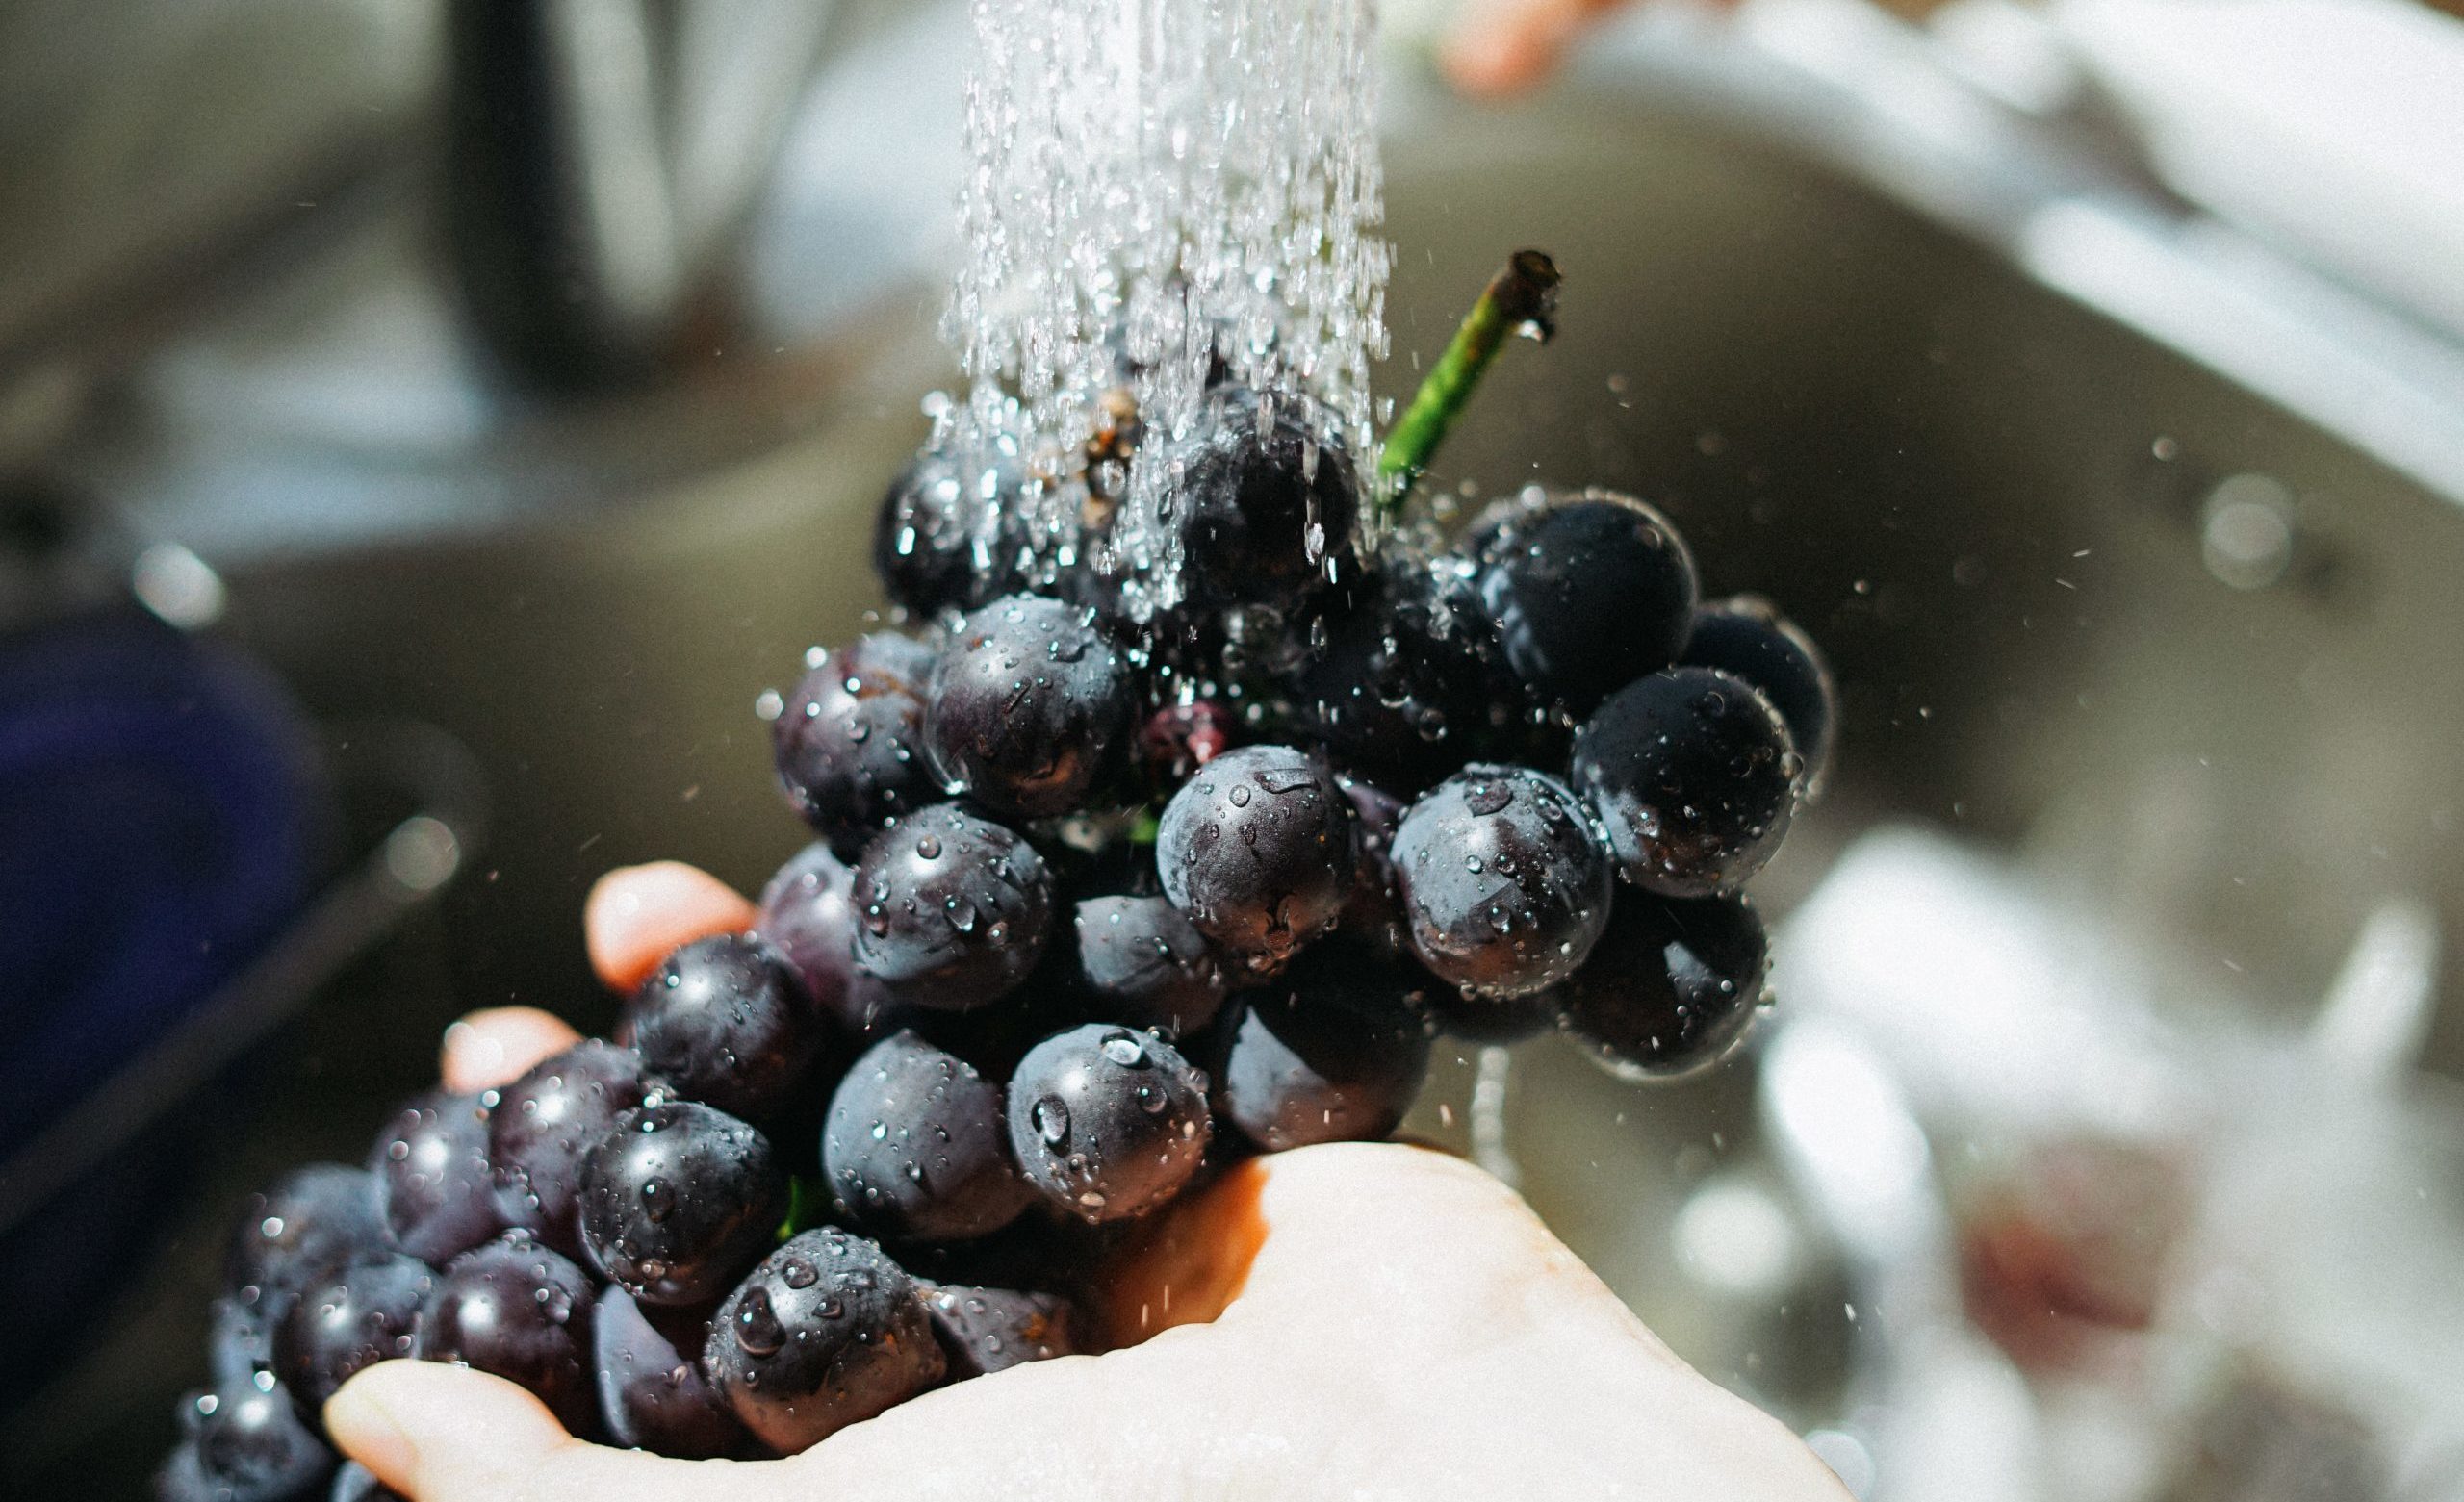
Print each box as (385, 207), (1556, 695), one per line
(935, 0), (1391, 620)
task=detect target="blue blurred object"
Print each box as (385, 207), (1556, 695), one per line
(0, 606), (333, 1411)
(0, 610), (331, 1145)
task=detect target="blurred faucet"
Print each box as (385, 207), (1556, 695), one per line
(0, 0), (840, 469)
(443, 0), (834, 388)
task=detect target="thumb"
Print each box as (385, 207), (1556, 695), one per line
(325, 1362), (740, 1502)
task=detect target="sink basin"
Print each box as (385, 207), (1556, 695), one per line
(13, 34), (2464, 1494)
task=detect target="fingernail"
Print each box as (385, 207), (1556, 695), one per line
(325, 1376), (415, 1482)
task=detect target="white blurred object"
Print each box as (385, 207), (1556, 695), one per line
(1771, 826), (2204, 1138)
(1762, 1014), (2050, 1502)
(2311, 899), (2442, 1085)
(1770, 826), (2464, 1499)
(2053, 0), (2464, 341)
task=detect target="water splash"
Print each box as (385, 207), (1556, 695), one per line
(937, 0), (1390, 620)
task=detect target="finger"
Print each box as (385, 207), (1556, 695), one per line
(1099, 1155), (1273, 1340)
(328, 1362), (759, 1502)
(585, 861), (756, 993)
(1101, 1142), (1597, 1345)
(440, 1007), (583, 1095)
(1231, 1140), (1624, 1325)
(1441, 0), (1630, 97)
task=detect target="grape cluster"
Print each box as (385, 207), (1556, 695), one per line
(162, 374), (1832, 1495)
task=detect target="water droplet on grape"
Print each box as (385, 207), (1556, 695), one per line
(1034, 1096), (1071, 1146)
(734, 1288), (785, 1356)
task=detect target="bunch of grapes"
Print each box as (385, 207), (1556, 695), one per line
(161, 258), (1833, 1500)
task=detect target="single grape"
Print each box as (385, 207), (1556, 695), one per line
(924, 595), (1136, 820)
(1138, 700), (1237, 788)
(578, 1100), (786, 1307)
(160, 1377), (335, 1502)
(368, 1094), (504, 1266)
(415, 1232), (597, 1435)
(1070, 894), (1227, 1038)
(622, 933), (827, 1121)
(1390, 765), (1612, 1000)
(1209, 944), (1432, 1151)
(1569, 667), (1800, 898)
(273, 1255), (434, 1413)
(1006, 1024), (1211, 1223)
(1292, 555), (1512, 788)
(225, 1165), (388, 1328)
(872, 447), (1027, 618)
(706, 1228), (944, 1455)
(488, 1039), (647, 1258)
(850, 802), (1054, 1011)
(329, 1461), (406, 1502)
(592, 1287), (753, 1459)
(1682, 595), (1836, 797)
(824, 1031), (1033, 1243)
(1149, 387), (1359, 612)
(773, 633), (941, 857)
(1155, 744), (1355, 974)
(1553, 893), (1769, 1080)
(756, 842), (909, 1042)
(1470, 488), (1698, 717)
(1336, 774), (1410, 960)
(210, 1296), (276, 1385)
(921, 1284), (1079, 1381)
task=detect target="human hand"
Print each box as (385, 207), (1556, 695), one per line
(1443, 0), (1637, 98)
(333, 860), (1847, 1501)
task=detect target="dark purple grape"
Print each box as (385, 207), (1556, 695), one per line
(578, 1101), (785, 1307)
(369, 1094), (504, 1266)
(1150, 387), (1359, 612)
(873, 446), (1028, 619)
(824, 1031), (1032, 1242)
(921, 1284), (1079, 1380)
(415, 1233), (597, 1435)
(1553, 893), (1769, 1080)
(924, 595), (1136, 820)
(1682, 595), (1836, 797)
(1139, 700), (1237, 787)
(850, 802), (1054, 1011)
(210, 1297), (276, 1385)
(1470, 488), (1698, 717)
(592, 1288), (752, 1459)
(273, 1256), (434, 1413)
(225, 1165), (388, 1326)
(706, 1228), (944, 1454)
(622, 934), (826, 1121)
(1070, 894), (1226, 1038)
(1155, 744), (1355, 975)
(1006, 1024), (1210, 1223)
(1390, 765), (1612, 1000)
(488, 1040), (647, 1258)
(1210, 947), (1432, 1152)
(755, 842), (908, 1041)
(329, 1462), (405, 1502)
(773, 633), (941, 857)
(1336, 775), (1410, 960)
(1292, 555), (1512, 787)
(160, 1377), (335, 1502)
(1569, 667), (1800, 898)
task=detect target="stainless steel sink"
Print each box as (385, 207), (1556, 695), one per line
(13, 8), (2464, 1494)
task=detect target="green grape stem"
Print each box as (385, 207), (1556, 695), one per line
(1376, 248), (1561, 515)
(778, 1175), (824, 1241)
